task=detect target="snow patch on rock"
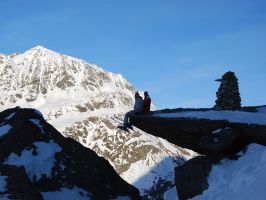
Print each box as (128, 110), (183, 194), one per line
(4, 140), (62, 181)
(0, 176), (7, 192)
(42, 186), (91, 200)
(5, 112), (16, 120)
(0, 124), (12, 138)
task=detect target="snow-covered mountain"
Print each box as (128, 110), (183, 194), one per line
(0, 46), (196, 197)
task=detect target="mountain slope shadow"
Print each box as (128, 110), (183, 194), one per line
(0, 107), (141, 200)
(131, 156), (185, 200)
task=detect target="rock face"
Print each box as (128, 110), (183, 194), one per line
(130, 110), (266, 156)
(214, 71), (241, 111)
(129, 107), (266, 199)
(0, 107), (141, 200)
(174, 149), (251, 200)
(0, 46), (196, 196)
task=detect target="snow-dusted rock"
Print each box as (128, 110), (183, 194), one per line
(0, 107), (141, 199)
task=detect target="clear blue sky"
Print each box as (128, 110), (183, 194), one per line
(1, 0), (266, 109)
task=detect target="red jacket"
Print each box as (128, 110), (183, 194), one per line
(143, 95), (151, 112)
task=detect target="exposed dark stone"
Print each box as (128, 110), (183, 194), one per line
(0, 107), (141, 200)
(0, 165), (43, 200)
(174, 150), (250, 200)
(130, 110), (266, 156)
(129, 106), (266, 199)
(175, 156), (222, 200)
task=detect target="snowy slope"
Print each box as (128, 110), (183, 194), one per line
(0, 46), (196, 196)
(163, 187), (178, 200)
(192, 143), (266, 200)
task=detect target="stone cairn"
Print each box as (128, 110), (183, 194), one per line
(214, 71), (241, 111)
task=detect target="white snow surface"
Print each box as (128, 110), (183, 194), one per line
(4, 140), (62, 181)
(0, 124), (12, 137)
(42, 186), (91, 200)
(0, 176), (7, 192)
(192, 143), (266, 200)
(163, 187), (178, 200)
(154, 106), (266, 125)
(121, 155), (178, 195)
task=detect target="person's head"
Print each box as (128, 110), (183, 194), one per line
(144, 91), (148, 96)
(135, 92), (140, 98)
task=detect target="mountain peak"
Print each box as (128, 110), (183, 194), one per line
(0, 45), (135, 102)
(27, 45), (56, 55)
(31, 45), (50, 51)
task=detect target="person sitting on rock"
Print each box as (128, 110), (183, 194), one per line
(143, 91), (151, 112)
(123, 92), (144, 130)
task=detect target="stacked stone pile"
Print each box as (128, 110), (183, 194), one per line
(214, 71), (241, 111)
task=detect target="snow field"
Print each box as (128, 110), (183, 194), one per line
(193, 144), (266, 200)
(42, 186), (91, 200)
(163, 187), (178, 200)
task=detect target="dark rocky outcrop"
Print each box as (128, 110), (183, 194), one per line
(130, 109), (266, 156)
(0, 107), (141, 200)
(174, 156), (221, 200)
(174, 151), (249, 200)
(129, 107), (266, 199)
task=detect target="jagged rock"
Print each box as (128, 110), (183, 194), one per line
(0, 107), (141, 200)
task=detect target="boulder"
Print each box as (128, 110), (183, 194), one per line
(174, 156), (222, 200)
